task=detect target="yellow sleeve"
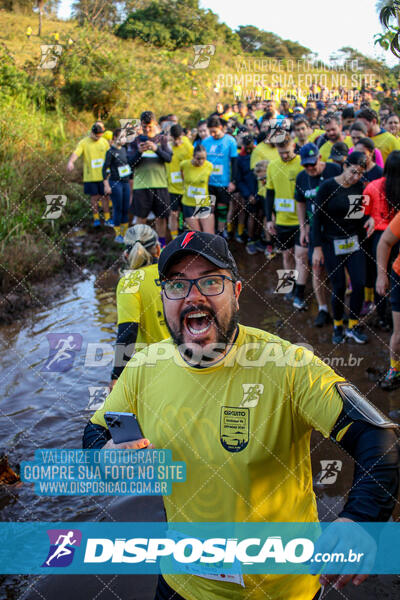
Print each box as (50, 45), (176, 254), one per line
(116, 277), (141, 325)
(73, 138), (85, 157)
(290, 347), (344, 437)
(250, 146), (260, 170)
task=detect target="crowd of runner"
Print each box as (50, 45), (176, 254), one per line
(67, 86), (400, 392)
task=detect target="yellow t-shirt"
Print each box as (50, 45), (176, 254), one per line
(73, 136), (110, 182)
(319, 136), (353, 163)
(250, 143), (279, 170)
(372, 130), (400, 163)
(266, 154), (303, 226)
(293, 129), (325, 146)
(180, 159), (213, 207)
(166, 138), (193, 194)
(116, 263), (169, 346)
(91, 324), (344, 600)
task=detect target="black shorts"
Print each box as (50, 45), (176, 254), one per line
(275, 224), (300, 250)
(132, 188), (170, 219)
(169, 193), (182, 212)
(208, 185), (232, 206)
(391, 269), (400, 312)
(84, 181), (104, 196)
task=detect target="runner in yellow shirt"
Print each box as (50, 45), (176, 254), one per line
(67, 122), (112, 227)
(166, 124), (193, 239)
(357, 108), (400, 162)
(293, 116), (324, 149)
(84, 231), (398, 600)
(110, 224), (169, 388)
(265, 134), (307, 309)
(180, 145), (214, 233)
(319, 115), (353, 162)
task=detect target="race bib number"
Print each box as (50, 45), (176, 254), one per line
(171, 171), (182, 183)
(166, 530), (245, 587)
(91, 158), (104, 168)
(333, 235), (360, 256)
(212, 164), (223, 176)
(117, 164), (131, 177)
(275, 198), (295, 212)
(188, 185), (206, 198)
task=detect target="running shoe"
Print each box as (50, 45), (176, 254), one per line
(221, 229), (231, 241)
(293, 297), (307, 310)
(105, 219), (114, 227)
(264, 245), (276, 260)
(235, 232), (246, 243)
(332, 325), (345, 344)
(114, 235), (125, 244)
(360, 301), (375, 316)
(93, 219), (101, 227)
(255, 240), (266, 253)
(245, 241), (257, 255)
(380, 367), (400, 391)
(345, 325), (368, 344)
(314, 310), (332, 328)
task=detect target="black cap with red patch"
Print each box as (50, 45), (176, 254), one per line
(158, 232), (239, 279)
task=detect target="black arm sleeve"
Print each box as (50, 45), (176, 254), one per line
(332, 412), (400, 521)
(83, 421), (111, 449)
(264, 188), (275, 221)
(230, 156), (238, 184)
(111, 322), (139, 381)
(312, 183), (327, 247)
(102, 149), (112, 180)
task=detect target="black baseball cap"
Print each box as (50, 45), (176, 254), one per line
(158, 232), (239, 279)
(329, 142), (349, 161)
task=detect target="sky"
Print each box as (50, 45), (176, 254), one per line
(58, 0), (399, 67)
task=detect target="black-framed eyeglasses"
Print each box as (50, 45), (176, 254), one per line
(161, 275), (234, 300)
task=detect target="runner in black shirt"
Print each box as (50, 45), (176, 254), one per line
(295, 143), (341, 326)
(103, 129), (131, 243)
(312, 152), (375, 344)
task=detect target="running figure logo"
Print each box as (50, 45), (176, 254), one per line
(42, 195), (67, 220)
(189, 45), (216, 69)
(345, 195), (369, 219)
(42, 529), (81, 567)
(316, 460), (343, 485)
(275, 270), (298, 294)
(87, 386), (109, 411)
(39, 45), (62, 69)
(268, 118), (291, 144)
(239, 384), (264, 408)
(193, 195), (216, 219)
(42, 333), (83, 372)
(119, 118), (140, 144)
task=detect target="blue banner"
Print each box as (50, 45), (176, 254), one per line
(0, 522), (399, 575)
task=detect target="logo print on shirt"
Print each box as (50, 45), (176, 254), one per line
(220, 407), (249, 453)
(181, 232), (195, 248)
(239, 384), (264, 408)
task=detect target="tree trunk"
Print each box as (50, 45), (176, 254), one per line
(38, 8), (42, 37)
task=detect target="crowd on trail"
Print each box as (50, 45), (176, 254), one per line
(67, 85), (400, 391)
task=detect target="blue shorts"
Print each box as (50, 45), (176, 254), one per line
(84, 181), (104, 196)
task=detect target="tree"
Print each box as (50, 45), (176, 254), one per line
(117, 0), (240, 50)
(72, 0), (120, 28)
(375, 0), (400, 57)
(237, 25), (311, 59)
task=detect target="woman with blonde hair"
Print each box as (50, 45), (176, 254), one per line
(110, 224), (169, 387)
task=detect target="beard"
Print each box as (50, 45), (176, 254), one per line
(164, 300), (239, 366)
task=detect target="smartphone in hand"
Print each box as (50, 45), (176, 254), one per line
(104, 412), (144, 445)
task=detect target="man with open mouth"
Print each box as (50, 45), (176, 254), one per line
(85, 231), (399, 600)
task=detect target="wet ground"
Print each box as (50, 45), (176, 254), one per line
(0, 240), (399, 600)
